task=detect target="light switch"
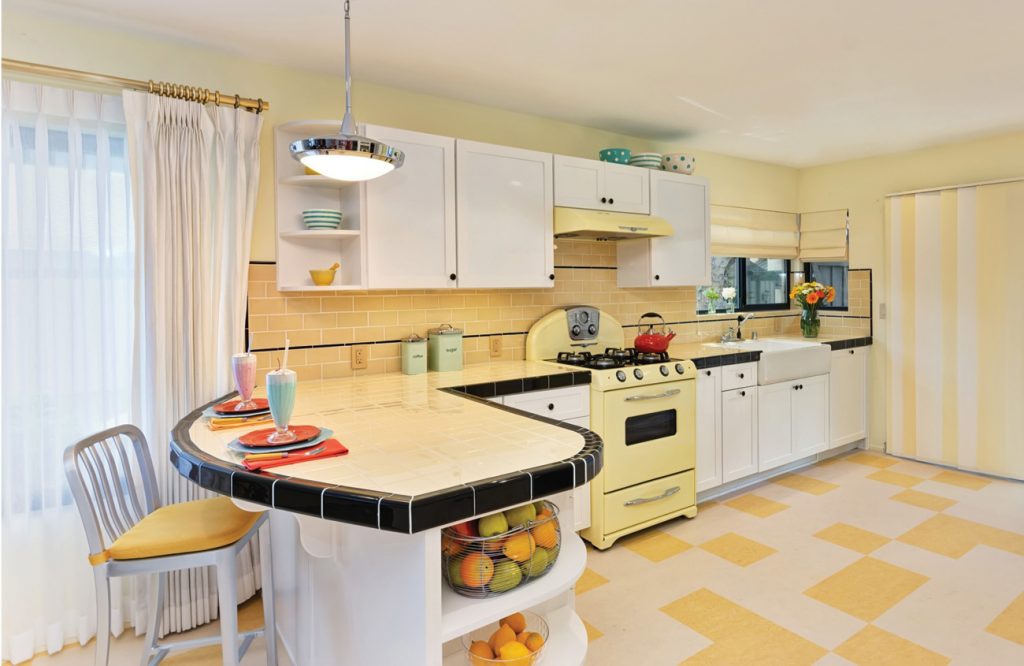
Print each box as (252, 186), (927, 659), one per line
(490, 336), (502, 357)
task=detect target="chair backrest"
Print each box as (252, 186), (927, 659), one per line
(63, 424), (162, 561)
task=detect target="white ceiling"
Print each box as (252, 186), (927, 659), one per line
(12, 0), (1024, 166)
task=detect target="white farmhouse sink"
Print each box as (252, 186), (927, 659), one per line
(707, 338), (831, 384)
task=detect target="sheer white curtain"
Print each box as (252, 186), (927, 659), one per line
(1, 81), (139, 663)
(122, 91), (263, 634)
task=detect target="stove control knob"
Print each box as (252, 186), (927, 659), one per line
(660, 365), (670, 376)
(633, 368), (644, 380)
(588, 324), (598, 335)
(571, 324), (582, 337)
(615, 370), (627, 382)
(675, 363), (686, 374)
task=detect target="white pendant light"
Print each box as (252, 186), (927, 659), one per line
(290, 0), (404, 181)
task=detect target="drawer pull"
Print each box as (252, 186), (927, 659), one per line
(738, 373), (745, 379)
(624, 485), (680, 506)
(547, 403), (555, 411)
(624, 388), (681, 401)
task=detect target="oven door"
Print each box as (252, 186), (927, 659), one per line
(597, 379), (695, 492)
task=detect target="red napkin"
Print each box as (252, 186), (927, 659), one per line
(239, 424), (320, 447)
(242, 439), (349, 472)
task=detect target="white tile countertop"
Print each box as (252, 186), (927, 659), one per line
(171, 361), (601, 532)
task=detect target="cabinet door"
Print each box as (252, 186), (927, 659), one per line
(365, 126), (456, 289)
(649, 171), (710, 286)
(722, 386), (757, 483)
(757, 381), (794, 470)
(456, 141), (554, 288)
(602, 161), (649, 214)
(793, 374), (829, 457)
(830, 347), (868, 447)
(553, 155), (603, 210)
(695, 368), (722, 491)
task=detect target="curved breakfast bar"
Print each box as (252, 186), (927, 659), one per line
(171, 361), (604, 665)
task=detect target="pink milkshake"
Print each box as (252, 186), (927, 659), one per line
(232, 353), (258, 410)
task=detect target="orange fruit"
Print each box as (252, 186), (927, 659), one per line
(500, 611), (527, 634)
(517, 630), (529, 643)
(468, 640), (494, 665)
(460, 553), (494, 587)
(489, 623), (517, 653)
(499, 640), (534, 666)
(502, 532), (536, 563)
(530, 520), (558, 549)
(524, 632), (545, 652)
(442, 533), (465, 557)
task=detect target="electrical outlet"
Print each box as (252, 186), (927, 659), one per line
(489, 336), (502, 357)
(352, 345), (368, 369)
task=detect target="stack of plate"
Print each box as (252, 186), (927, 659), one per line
(628, 152), (663, 170)
(302, 209), (343, 230)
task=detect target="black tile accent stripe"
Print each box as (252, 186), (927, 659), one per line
(822, 336), (873, 351)
(170, 369), (603, 534)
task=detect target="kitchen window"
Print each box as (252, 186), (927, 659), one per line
(806, 261), (849, 310)
(697, 257), (791, 313)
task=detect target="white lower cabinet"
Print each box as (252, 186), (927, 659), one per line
(721, 386), (758, 483)
(695, 368), (722, 491)
(830, 347), (868, 447)
(757, 375), (829, 470)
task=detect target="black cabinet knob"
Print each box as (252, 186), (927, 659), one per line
(449, 273), (457, 280)
(739, 390), (746, 397)
(600, 197), (608, 203)
(705, 370), (712, 376)
(849, 349), (855, 355)
(654, 274), (661, 281)
(549, 273), (555, 280)
(608, 198), (614, 204)
(547, 403), (555, 411)
(739, 373), (745, 379)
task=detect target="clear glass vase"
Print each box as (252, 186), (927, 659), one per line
(707, 302), (717, 315)
(800, 309), (820, 338)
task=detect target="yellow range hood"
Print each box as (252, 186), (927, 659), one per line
(553, 207), (674, 240)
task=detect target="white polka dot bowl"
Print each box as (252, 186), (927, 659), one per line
(599, 148), (631, 164)
(662, 153), (695, 174)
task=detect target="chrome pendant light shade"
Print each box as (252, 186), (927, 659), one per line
(290, 0), (404, 181)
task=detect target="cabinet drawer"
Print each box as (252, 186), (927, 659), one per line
(721, 362), (757, 390)
(602, 470), (695, 535)
(503, 385), (589, 420)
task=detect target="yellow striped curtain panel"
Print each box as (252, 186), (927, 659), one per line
(886, 179), (1024, 480)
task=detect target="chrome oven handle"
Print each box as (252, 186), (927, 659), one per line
(623, 486), (680, 506)
(624, 388), (681, 401)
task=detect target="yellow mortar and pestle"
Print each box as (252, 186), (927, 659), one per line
(309, 262), (340, 286)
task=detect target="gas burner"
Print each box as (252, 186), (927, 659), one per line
(604, 347), (636, 362)
(635, 351), (671, 365)
(556, 350), (592, 366)
(587, 355), (619, 369)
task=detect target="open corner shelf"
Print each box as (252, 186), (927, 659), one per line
(276, 284), (365, 292)
(441, 602), (588, 666)
(279, 230), (361, 240)
(279, 174), (357, 189)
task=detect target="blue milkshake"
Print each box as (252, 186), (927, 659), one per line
(266, 368), (297, 443)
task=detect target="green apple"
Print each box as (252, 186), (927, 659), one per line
(447, 557), (465, 587)
(519, 547), (549, 577)
(478, 512), (509, 537)
(489, 560), (523, 592)
(503, 503), (537, 528)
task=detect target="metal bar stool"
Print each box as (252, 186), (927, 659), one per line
(64, 424), (277, 666)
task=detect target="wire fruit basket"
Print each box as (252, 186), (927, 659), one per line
(442, 500), (561, 599)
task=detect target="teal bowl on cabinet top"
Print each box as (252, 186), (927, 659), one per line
(599, 148), (631, 164)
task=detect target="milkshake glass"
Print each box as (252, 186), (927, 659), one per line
(231, 353), (259, 411)
(266, 368), (298, 444)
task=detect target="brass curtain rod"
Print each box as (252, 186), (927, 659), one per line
(2, 58), (269, 113)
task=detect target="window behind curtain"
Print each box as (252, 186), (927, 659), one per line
(698, 257), (790, 312)
(806, 261), (849, 310)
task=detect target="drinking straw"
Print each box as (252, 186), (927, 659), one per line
(282, 338), (290, 371)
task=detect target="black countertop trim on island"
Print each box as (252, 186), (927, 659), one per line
(170, 370), (603, 535)
(823, 336), (873, 350)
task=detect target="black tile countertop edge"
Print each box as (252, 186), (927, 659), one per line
(822, 336), (873, 350)
(170, 370), (603, 535)
(687, 337), (872, 368)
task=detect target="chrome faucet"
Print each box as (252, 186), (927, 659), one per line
(736, 313), (756, 340)
(720, 327), (738, 343)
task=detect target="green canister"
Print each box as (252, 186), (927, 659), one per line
(400, 334), (427, 375)
(427, 324), (463, 372)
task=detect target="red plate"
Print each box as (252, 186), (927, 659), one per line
(214, 398), (270, 415)
(238, 425), (321, 447)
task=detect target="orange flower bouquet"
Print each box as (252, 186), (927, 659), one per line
(789, 281), (835, 338)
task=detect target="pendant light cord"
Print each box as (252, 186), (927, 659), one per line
(341, 0), (356, 135)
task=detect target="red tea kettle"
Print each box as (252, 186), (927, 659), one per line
(633, 312), (676, 352)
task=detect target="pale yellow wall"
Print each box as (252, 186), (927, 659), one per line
(2, 9), (798, 261)
(798, 130), (1024, 450)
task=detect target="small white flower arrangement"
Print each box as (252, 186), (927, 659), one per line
(721, 286), (736, 313)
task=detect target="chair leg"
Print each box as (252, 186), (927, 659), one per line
(93, 568), (111, 666)
(259, 522), (278, 666)
(140, 572), (165, 666)
(216, 550), (240, 666)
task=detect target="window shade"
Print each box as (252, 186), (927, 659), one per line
(710, 205), (798, 259)
(799, 209), (848, 261)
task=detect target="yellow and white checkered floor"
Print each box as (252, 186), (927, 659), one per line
(575, 450), (1024, 665)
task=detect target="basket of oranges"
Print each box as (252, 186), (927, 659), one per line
(463, 610), (548, 665)
(442, 500), (561, 598)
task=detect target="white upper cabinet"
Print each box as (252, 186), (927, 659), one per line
(553, 155), (649, 214)
(616, 171), (710, 287)
(364, 125), (456, 289)
(455, 140), (554, 289)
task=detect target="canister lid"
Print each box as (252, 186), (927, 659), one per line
(427, 323), (463, 335)
(401, 334), (426, 343)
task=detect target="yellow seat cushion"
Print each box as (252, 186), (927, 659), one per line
(94, 497), (261, 564)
